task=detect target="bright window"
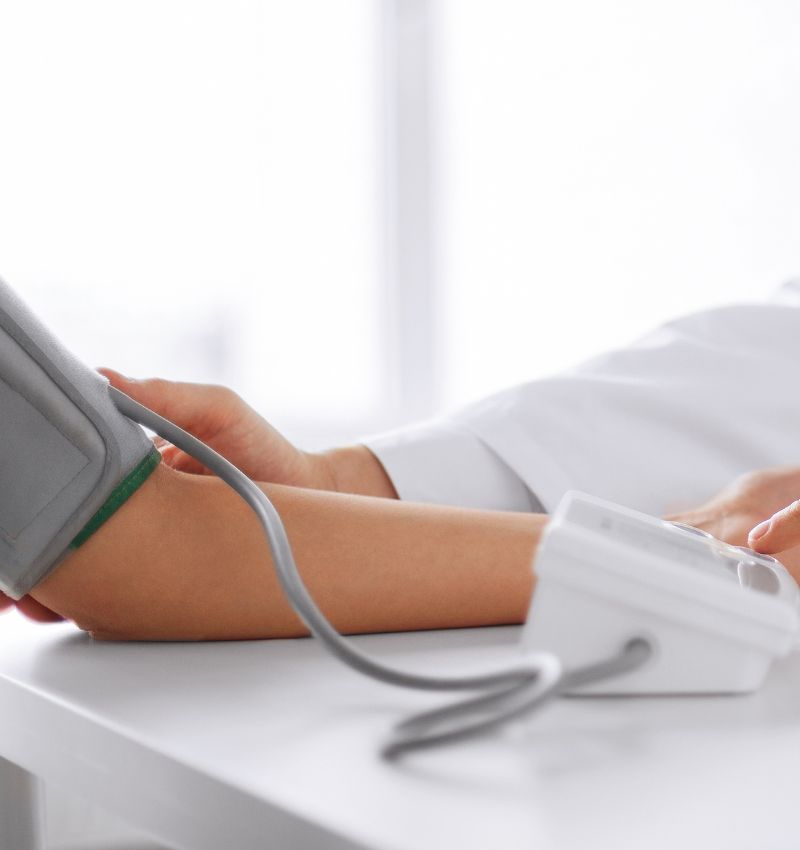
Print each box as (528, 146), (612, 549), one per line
(0, 0), (380, 447)
(3, 1), (800, 433)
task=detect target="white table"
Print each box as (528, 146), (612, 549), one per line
(1, 612), (800, 850)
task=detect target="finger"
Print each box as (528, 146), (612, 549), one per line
(0, 592), (14, 613)
(15, 595), (66, 623)
(96, 368), (233, 436)
(171, 456), (212, 475)
(160, 446), (211, 476)
(157, 442), (178, 461)
(749, 500), (800, 554)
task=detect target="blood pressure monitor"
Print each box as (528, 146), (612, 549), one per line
(523, 491), (800, 694)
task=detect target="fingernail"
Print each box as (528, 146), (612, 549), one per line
(749, 518), (773, 542)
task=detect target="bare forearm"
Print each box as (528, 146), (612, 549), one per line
(31, 463), (544, 641)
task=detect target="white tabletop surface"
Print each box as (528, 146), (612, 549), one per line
(1, 611), (800, 850)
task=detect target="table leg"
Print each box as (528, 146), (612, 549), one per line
(0, 756), (45, 850)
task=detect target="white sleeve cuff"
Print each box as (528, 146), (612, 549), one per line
(360, 420), (542, 512)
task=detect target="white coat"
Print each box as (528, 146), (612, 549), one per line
(364, 282), (800, 517)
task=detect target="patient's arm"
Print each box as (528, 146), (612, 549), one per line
(30, 462), (544, 641)
(23, 457), (800, 641)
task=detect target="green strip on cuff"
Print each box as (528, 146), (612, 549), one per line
(69, 447), (162, 550)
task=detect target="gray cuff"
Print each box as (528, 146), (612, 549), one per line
(361, 420), (543, 512)
(0, 277), (155, 598)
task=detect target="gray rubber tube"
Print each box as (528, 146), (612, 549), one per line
(110, 386), (651, 756)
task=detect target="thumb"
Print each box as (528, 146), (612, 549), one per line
(15, 595), (65, 623)
(748, 500), (800, 554)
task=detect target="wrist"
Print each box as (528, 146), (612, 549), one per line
(317, 445), (399, 498)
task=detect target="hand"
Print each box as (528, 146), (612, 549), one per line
(99, 368), (334, 488)
(0, 589), (65, 623)
(668, 466), (800, 579)
(99, 369), (397, 498)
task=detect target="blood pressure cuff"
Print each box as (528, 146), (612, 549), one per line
(0, 277), (159, 599)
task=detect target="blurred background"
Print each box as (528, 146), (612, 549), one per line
(3, 0), (800, 454)
(2, 0), (800, 845)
